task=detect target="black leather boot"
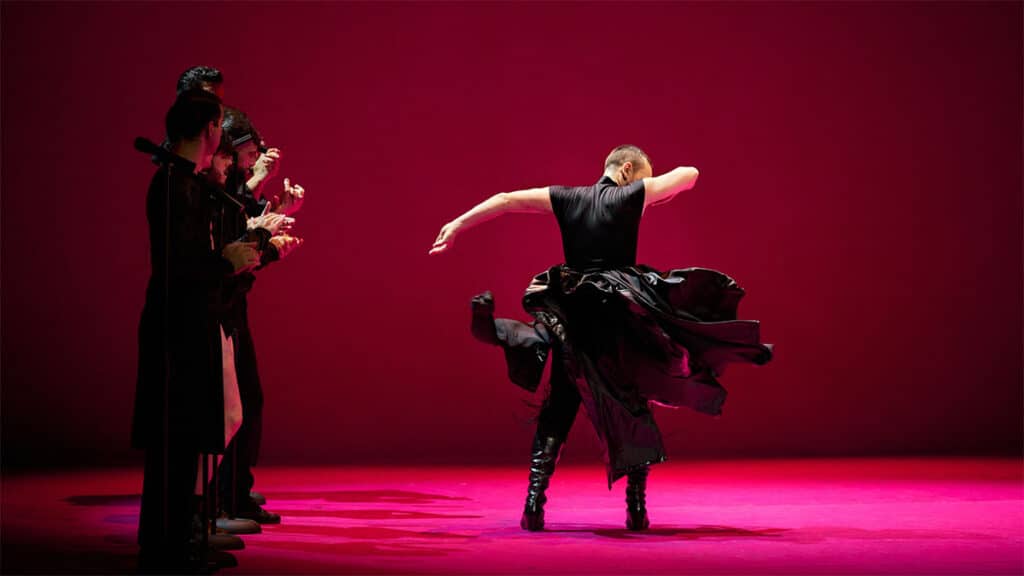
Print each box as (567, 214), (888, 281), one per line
(625, 466), (650, 531)
(520, 434), (563, 531)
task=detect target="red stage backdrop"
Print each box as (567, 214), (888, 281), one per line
(2, 2), (1021, 468)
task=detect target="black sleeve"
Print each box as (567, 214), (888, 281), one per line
(238, 227), (279, 269)
(238, 227), (272, 252)
(613, 179), (646, 219)
(258, 243), (280, 269)
(601, 179), (644, 208)
(549, 185), (586, 230)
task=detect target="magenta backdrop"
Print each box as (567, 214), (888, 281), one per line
(2, 2), (1021, 468)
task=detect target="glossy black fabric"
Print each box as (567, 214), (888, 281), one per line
(473, 178), (774, 487)
(535, 343), (580, 441)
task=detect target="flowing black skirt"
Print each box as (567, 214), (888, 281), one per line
(471, 265), (773, 485)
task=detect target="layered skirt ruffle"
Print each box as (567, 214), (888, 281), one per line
(472, 265), (773, 485)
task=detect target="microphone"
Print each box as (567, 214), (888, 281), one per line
(134, 137), (179, 166)
(135, 136), (241, 211)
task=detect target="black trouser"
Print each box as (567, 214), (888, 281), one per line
(219, 326), (263, 512)
(138, 438), (199, 568)
(535, 315), (662, 483)
(536, 344), (581, 441)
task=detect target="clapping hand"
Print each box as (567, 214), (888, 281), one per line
(269, 234), (304, 259)
(223, 242), (261, 274)
(248, 203), (294, 236)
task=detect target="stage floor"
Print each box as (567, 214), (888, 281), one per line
(2, 458), (1022, 575)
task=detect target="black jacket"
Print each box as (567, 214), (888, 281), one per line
(132, 160), (235, 454)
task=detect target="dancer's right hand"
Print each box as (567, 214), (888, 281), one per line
(429, 221), (460, 255)
(223, 242), (261, 274)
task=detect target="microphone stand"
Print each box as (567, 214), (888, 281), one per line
(133, 136), (178, 561)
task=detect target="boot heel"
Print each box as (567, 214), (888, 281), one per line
(520, 434), (563, 532)
(520, 504), (545, 531)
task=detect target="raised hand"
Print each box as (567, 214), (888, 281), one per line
(251, 148), (281, 183)
(272, 177), (305, 216)
(429, 221), (461, 255)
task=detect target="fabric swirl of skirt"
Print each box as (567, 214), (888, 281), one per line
(471, 264), (773, 486)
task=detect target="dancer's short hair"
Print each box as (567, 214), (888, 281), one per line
(176, 66), (224, 95)
(166, 89), (222, 143)
(604, 145), (651, 171)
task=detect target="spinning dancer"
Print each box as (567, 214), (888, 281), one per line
(429, 145), (773, 531)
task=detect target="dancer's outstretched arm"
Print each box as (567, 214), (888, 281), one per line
(643, 167), (699, 209)
(429, 187), (551, 255)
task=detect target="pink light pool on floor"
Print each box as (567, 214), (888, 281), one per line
(3, 458), (1021, 574)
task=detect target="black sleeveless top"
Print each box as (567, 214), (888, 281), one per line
(549, 176), (646, 270)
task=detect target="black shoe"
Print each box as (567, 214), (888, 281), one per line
(625, 467), (650, 531)
(236, 504), (281, 525)
(249, 490), (267, 506)
(205, 550), (238, 571)
(216, 513), (262, 534)
(520, 434), (564, 531)
(208, 533), (245, 551)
